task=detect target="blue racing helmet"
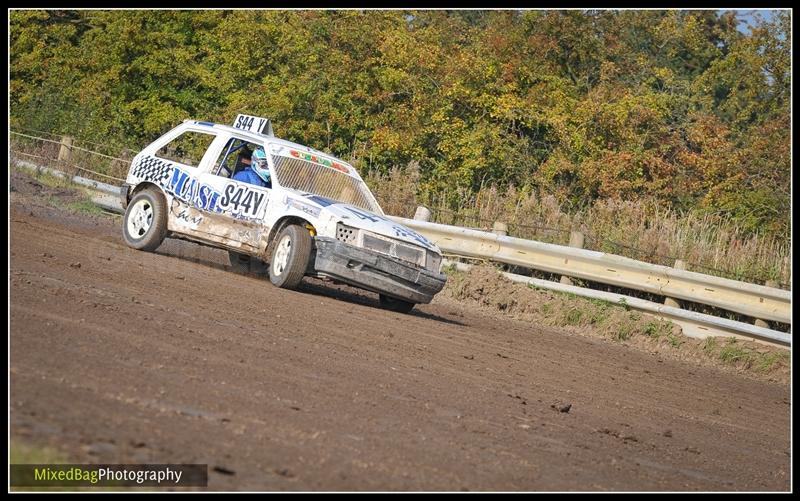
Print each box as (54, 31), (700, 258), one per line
(251, 147), (271, 184)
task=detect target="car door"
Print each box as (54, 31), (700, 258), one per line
(151, 126), (231, 245)
(192, 133), (273, 255)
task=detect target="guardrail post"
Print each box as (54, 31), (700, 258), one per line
(663, 260), (686, 308)
(492, 221), (508, 236)
(58, 136), (74, 163)
(413, 206), (432, 222)
(559, 231), (585, 285)
(754, 280), (778, 328)
(781, 257), (789, 288)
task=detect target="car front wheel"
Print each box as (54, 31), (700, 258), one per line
(122, 189), (167, 251)
(268, 224), (312, 289)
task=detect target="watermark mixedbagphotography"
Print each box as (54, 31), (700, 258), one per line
(10, 464), (208, 487)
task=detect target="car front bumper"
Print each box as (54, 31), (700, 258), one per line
(313, 237), (447, 304)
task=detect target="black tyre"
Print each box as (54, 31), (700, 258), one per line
(228, 250), (268, 275)
(122, 189), (167, 251)
(379, 294), (415, 314)
(268, 224), (312, 289)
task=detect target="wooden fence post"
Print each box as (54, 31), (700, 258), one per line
(58, 135), (73, 164)
(492, 221), (508, 236)
(413, 206), (431, 222)
(754, 280), (778, 328)
(560, 231), (585, 285)
(781, 257), (789, 288)
(663, 259), (686, 308)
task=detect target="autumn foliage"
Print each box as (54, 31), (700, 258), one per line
(10, 10), (790, 240)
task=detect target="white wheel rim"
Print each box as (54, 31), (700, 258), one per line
(273, 235), (292, 276)
(127, 199), (153, 239)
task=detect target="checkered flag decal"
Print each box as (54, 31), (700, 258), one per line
(131, 155), (173, 187)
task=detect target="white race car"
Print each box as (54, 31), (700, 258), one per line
(120, 115), (446, 312)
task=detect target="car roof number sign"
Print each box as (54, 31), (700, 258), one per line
(233, 114), (273, 136)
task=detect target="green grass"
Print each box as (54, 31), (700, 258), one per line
(44, 193), (107, 217)
(588, 308), (609, 325)
(13, 162), (113, 217)
(9, 441), (124, 491)
(9, 441), (190, 492)
(639, 319), (673, 340)
(10, 442), (77, 492)
(564, 308), (584, 326)
(588, 298), (613, 309)
(442, 265), (788, 380)
(643, 321), (662, 339)
(614, 324), (633, 341)
(666, 334), (684, 348)
(13, 162), (72, 189)
(542, 282), (675, 339)
(755, 351), (789, 373)
(702, 336), (788, 373)
(66, 199), (106, 216)
(10, 441), (70, 464)
(443, 262), (459, 275)
(702, 336), (719, 354)
(718, 339), (754, 366)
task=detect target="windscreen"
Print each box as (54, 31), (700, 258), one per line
(270, 145), (383, 214)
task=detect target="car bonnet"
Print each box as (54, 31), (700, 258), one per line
(292, 192), (439, 253)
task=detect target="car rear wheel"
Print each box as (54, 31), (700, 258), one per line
(379, 294), (415, 314)
(122, 189), (167, 251)
(268, 224), (312, 289)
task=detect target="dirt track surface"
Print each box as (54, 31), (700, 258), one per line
(9, 175), (791, 491)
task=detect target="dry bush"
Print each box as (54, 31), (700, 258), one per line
(366, 170), (790, 287)
(363, 161), (421, 218)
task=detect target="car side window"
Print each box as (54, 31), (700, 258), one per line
(213, 138), (261, 179)
(155, 131), (216, 167)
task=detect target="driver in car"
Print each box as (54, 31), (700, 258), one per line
(233, 146), (271, 188)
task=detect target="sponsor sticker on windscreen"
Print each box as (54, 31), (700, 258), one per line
(270, 144), (351, 175)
